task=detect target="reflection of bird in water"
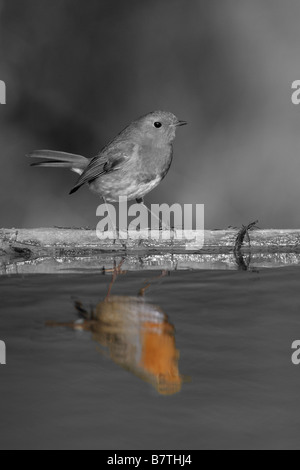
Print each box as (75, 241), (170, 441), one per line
(47, 261), (183, 395)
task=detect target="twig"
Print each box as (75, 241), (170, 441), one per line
(233, 220), (259, 270)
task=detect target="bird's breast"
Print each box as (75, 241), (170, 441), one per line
(89, 142), (173, 202)
(138, 143), (173, 175)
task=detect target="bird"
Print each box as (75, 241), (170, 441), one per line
(28, 111), (187, 206)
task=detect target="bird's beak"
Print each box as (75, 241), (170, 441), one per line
(175, 120), (187, 127)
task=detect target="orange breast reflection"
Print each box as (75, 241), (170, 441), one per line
(139, 322), (181, 395)
(46, 265), (184, 395)
(91, 296), (182, 395)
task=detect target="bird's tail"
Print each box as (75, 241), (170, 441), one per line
(27, 150), (89, 175)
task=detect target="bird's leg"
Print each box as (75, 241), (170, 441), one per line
(102, 198), (127, 250)
(136, 198), (169, 231)
(138, 270), (168, 297)
(104, 258), (127, 301)
(136, 198), (176, 247)
(103, 197), (118, 241)
(135, 197), (164, 247)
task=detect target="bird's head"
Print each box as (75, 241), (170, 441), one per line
(130, 111), (187, 146)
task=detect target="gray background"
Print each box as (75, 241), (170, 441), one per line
(1, 0), (300, 229)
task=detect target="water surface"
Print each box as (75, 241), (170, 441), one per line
(0, 266), (300, 449)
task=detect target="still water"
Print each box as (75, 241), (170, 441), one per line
(0, 265), (300, 449)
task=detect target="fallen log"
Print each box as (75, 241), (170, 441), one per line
(1, 227), (300, 274)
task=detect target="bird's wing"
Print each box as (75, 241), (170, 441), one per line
(69, 141), (135, 194)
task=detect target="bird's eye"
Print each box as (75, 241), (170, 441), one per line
(154, 122), (162, 128)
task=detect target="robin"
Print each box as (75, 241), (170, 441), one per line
(28, 111), (186, 206)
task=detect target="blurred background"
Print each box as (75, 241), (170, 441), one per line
(1, 0), (300, 229)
